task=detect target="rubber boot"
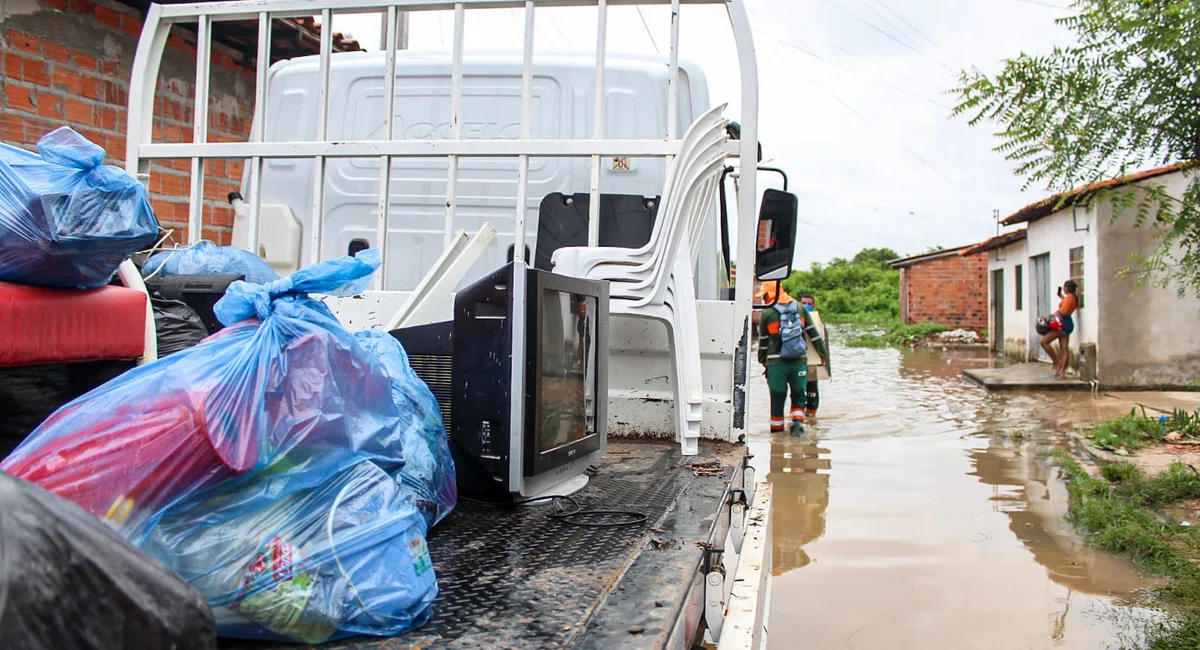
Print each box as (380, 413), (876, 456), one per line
(790, 420), (805, 437)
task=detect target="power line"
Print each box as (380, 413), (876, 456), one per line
(793, 188), (989, 222)
(823, 0), (958, 74)
(867, 0), (960, 68)
(852, 0), (920, 49)
(757, 29), (953, 109)
(803, 75), (994, 211)
(548, 14), (571, 45)
(749, 3), (948, 98)
(636, 6), (660, 55)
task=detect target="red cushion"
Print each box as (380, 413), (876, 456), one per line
(0, 282), (147, 366)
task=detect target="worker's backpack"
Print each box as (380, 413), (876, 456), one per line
(774, 302), (808, 360)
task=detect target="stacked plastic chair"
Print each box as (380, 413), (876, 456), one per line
(552, 105), (731, 455)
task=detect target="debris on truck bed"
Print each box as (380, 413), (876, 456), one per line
(220, 440), (746, 650)
(4, 251), (456, 644)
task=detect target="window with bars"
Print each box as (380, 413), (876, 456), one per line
(1069, 247), (1084, 308)
(1014, 264), (1023, 311)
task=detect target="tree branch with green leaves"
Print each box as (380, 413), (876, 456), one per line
(952, 0), (1200, 295)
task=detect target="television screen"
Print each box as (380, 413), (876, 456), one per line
(537, 289), (598, 457)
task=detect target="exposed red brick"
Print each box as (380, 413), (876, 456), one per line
(3, 52), (23, 79)
(64, 98), (92, 124)
(95, 5), (122, 30)
(22, 59), (50, 86)
(167, 34), (193, 56)
(44, 42), (71, 64)
(209, 206), (235, 228)
(36, 93), (62, 119)
(80, 74), (100, 100)
(2, 14), (254, 242)
(44, 0), (69, 10)
(4, 84), (36, 112)
(897, 252), (989, 329)
(8, 30), (42, 56)
(0, 114), (23, 142)
(52, 68), (81, 94)
(69, 0), (96, 16)
(71, 51), (97, 70)
(121, 13), (143, 38)
(101, 106), (118, 131)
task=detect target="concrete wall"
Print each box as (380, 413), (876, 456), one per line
(0, 0), (254, 244)
(1096, 171), (1200, 388)
(897, 252), (988, 329)
(987, 237), (1029, 360)
(1022, 204), (1099, 361)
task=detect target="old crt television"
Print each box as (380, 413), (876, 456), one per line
(392, 261), (610, 502)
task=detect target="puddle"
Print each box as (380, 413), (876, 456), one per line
(751, 329), (1165, 649)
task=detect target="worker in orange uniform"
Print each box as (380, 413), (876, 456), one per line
(757, 282), (829, 435)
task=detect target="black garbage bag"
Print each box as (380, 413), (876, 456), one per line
(151, 293), (209, 356)
(0, 472), (217, 650)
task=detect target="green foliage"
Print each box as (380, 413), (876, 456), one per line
(884, 323), (949, 346)
(1167, 408), (1200, 439)
(1053, 451), (1200, 648)
(844, 322), (950, 349)
(1087, 408), (1200, 452)
(844, 333), (888, 349)
(781, 251), (900, 324)
(851, 247), (900, 270)
(1088, 409), (1169, 452)
(952, 0), (1200, 296)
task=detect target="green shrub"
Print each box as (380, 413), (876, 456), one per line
(883, 323), (949, 346)
(843, 322), (950, 349)
(844, 333), (888, 349)
(1089, 409), (1168, 451)
(782, 251), (900, 325)
(1052, 451), (1200, 649)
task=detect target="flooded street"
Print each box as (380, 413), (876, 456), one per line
(748, 332), (1163, 650)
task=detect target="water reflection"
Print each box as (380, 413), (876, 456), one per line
(756, 328), (1160, 650)
(770, 442), (829, 574)
(967, 437), (1155, 599)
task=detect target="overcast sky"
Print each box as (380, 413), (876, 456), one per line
(332, 0), (1075, 267)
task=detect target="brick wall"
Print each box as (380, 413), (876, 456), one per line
(0, 0), (255, 245)
(898, 252), (988, 329)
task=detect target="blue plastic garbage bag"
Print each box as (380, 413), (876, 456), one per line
(3, 250), (402, 545)
(355, 330), (456, 528)
(5, 249), (447, 642)
(143, 461), (437, 643)
(0, 127), (159, 288)
(144, 241), (279, 284)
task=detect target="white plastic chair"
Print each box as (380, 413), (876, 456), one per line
(552, 107), (731, 455)
(552, 105), (729, 279)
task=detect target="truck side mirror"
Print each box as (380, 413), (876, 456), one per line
(755, 188), (797, 282)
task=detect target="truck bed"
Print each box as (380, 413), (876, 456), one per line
(221, 439), (748, 649)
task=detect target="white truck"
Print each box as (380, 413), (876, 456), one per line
(125, 1), (792, 648)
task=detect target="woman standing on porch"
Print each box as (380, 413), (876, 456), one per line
(1040, 279), (1078, 377)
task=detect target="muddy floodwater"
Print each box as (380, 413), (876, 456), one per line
(747, 333), (1164, 650)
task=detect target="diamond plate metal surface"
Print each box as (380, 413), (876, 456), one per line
(221, 440), (726, 650)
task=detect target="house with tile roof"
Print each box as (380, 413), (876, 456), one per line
(963, 164), (1200, 387)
